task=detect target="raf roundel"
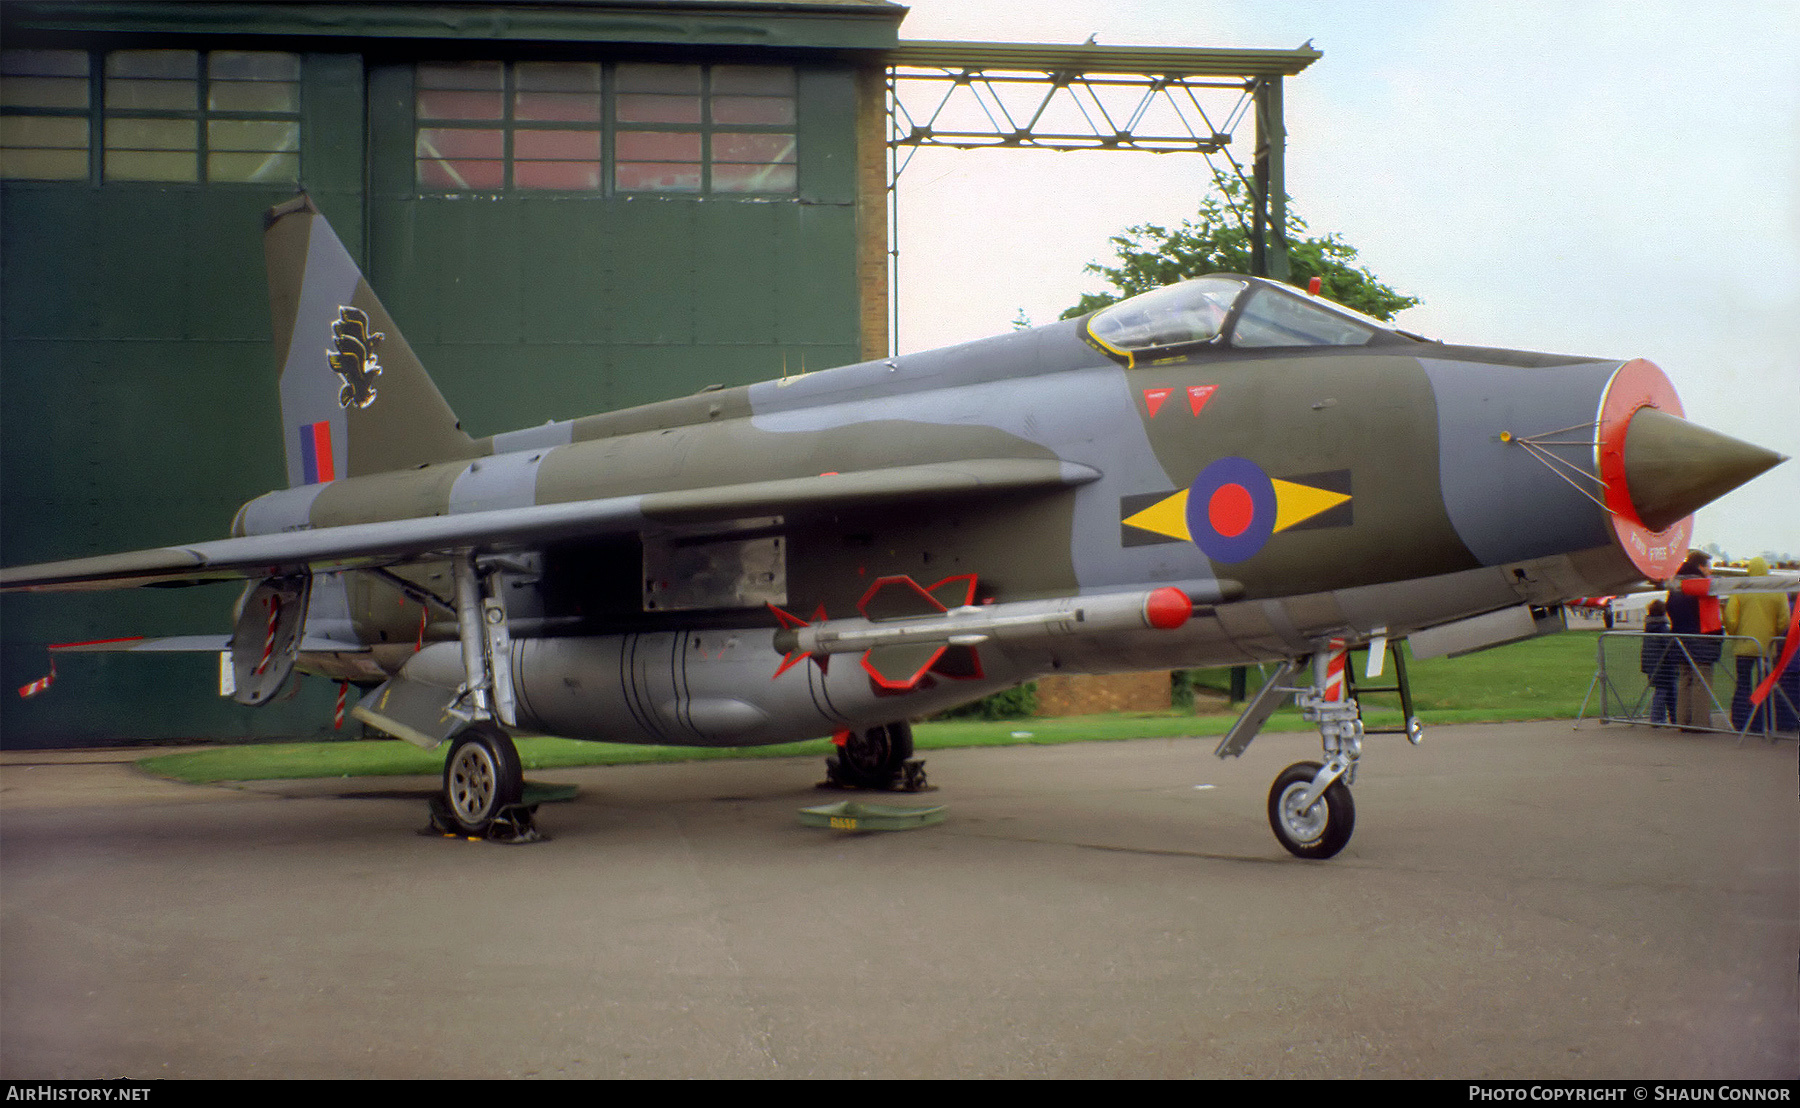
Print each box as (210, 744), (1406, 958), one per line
(1185, 456), (1278, 564)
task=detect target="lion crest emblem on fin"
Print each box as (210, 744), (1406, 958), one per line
(329, 306), (383, 410)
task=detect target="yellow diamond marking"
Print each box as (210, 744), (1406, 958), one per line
(1123, 478), (1352, 543)
(1271, 478), (1351, 532)
(1122, 488), (1191, 541)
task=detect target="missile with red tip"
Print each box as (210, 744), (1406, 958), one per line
(771, 575), (1194, 690)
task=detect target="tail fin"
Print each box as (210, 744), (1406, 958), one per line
(263, 194), (475, 487)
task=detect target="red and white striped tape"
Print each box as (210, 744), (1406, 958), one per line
(17, 669), (54, 698)
(254, 595), (279, 675)
(1323, 639), (1347, 702)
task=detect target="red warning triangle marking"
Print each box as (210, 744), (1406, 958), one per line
(1143, 387), (1173, 417)
(1187, 385), (1217, 416)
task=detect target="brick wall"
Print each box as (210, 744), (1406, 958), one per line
(1034, 671), (1171, 716)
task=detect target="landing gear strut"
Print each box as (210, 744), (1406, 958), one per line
(425, 552), (540, 841)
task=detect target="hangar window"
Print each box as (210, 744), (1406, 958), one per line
(415, 61), (795, 195)
(2, 49), (301, 183)
(417, 61), (604, 191)
(105, 50), (300, 183)
(614, 63), (796, 194)
(1, 49), (91, 180)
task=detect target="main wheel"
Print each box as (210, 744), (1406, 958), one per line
(442, 725), (524, 835)
(1267, 760), (1355, 860)
(830, 722), (914, 788)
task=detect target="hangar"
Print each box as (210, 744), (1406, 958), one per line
(0, 1), (1315, 743)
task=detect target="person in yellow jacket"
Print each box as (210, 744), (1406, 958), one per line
(1725, 557), (1790, 731)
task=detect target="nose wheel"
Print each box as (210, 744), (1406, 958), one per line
(1268, 761), (1356, 859)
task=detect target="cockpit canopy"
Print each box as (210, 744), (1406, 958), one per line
(1086, 275), (1399, 360)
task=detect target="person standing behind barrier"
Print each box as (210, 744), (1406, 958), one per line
(1641, 598), (1677, 724)
(1666, 551), (1723, 731)
(1724, 556), (1790, 732)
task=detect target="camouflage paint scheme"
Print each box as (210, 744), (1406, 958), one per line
(2, 196), (1784, 853)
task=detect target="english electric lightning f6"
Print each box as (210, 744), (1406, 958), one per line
(4, 196), (1785, 856)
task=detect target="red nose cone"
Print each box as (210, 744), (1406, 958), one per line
(1144, 587), (1193, 630)
(1598, 360), (1690, 580)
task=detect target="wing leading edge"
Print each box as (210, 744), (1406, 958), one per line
(1, 458), (1100, 594)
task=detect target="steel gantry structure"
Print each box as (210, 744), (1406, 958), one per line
(881, 39), (1321, 352)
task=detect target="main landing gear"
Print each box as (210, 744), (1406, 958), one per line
(825, 722), (929, 791)
(1216, 638), (1422, 860)
(425, 552), (542, 842)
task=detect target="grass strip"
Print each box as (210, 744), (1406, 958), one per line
(137, 632), (1606, 785)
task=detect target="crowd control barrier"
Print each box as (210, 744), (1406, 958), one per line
(1580, 632), (1797, 740)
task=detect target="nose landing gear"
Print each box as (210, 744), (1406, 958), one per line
(1218, 638), (1421, 859)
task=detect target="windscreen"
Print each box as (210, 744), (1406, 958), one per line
(1230, 286), (1380, 348)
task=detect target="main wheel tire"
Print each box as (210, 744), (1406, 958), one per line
(443, 725), (524, 835)
(831, 722), (914, 788)
(1267, 760), (1355, 860)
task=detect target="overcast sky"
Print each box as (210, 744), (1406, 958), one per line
(889, 0), (1799, 560)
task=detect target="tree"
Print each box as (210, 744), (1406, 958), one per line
(1060, 176), (1420, 322)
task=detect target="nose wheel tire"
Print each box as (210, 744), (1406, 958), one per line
(443, 725), (524, 836)
(1268, 760), (1355, 860)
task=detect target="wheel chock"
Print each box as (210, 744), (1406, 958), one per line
(799, 799), (946, 832)
(521, 782), (579, 805)
(423, 781), (576, 844)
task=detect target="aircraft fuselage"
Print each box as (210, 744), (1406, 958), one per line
(247, 314), (1677, 747)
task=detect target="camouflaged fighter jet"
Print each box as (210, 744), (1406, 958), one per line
(2, 195), (1787, 856)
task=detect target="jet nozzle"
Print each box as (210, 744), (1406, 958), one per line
(1620, 407), (1786, 532)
